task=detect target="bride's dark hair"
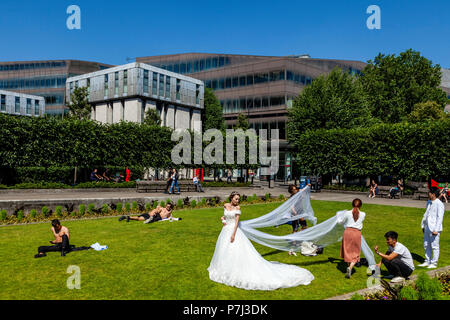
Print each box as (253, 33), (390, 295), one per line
(229, 191), (240, 202)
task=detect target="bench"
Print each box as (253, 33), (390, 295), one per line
(376, 185), (402, 199)
(136, 180), (199, 193)
(413, 187), (430, 200)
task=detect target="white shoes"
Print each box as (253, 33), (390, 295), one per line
(418, 261), (430, 267)
(390, 276), (405, 283)
(427, 264), (437, 269)
(288, 250), (297, 256)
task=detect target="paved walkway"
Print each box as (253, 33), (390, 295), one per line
(0, 186), (448, 212)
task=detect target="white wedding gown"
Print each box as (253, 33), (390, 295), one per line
(207, 209), (314, 290)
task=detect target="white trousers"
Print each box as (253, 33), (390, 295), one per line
(424, 226), (440, 265)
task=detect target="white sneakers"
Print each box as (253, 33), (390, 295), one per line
(390, 276), (405, 283)
(418, 261), (430, 267)
(427, 264), (437, 269)
(288, 250), (297, 256)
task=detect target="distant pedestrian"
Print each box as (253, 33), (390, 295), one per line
(169, 168), (180, 194)
(193, 174), (205, 193)
(438, 182), (448, 203)
(125, 166), (131, 182)
(227, 169), (232, 183)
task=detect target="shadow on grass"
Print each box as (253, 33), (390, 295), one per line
(291, 259), (330, 267)
(261, 250), (283, 257)
(411, 252), (425, 263)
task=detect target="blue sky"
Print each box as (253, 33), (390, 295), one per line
(0, 0), (448, 68)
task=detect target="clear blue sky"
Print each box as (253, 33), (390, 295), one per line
(0, 0), (448, 68)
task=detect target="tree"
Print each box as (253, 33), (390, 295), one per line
(408, 101), (448, 123)
(67, 87), (92, 120)
(287, 67), (374, 143)
(235, 113), (250, 130)
(143, 108), (161, 126)
(360, 49), (448, 123)
(202, 88), (225, 132)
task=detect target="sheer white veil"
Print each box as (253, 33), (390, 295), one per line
(239, 186), (376, 271)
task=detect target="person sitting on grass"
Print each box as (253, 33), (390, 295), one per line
(35, 219), (70, 258)
(118, 203), (181, 224)
(374, 231), (415, 283)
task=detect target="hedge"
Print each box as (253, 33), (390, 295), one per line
(291, 119), (450, 180)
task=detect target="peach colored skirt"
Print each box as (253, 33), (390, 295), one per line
(340, 228), (361, 263)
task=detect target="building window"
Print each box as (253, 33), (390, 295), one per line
(143, 70), (149, 94)
(0, 94), (5, 111)
(115, 72), (119, 95)
(87, 78), (91, 99)
(104, 74), (109, 99)
(165, 76), (170, 98)
(123, 70), (128, 94)
(15, 97), (20, 113)
(159, 74), (164, 96)
(26, 99), (31, 114)
(152, 73), (158, 95)
(35, 100), (40, 115)
(176, 79), (181, 100)
(196, 84), (200, 105)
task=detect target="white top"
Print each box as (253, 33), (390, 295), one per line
(389, 242), (415, 270)
(223, 209), (241, 227)
(421, 199), (445, 232)
(193, 177), (198, 184)
(336, 210), (365, 230)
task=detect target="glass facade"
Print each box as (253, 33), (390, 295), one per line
(104, 74), (109, 99)
(204, 70), (314, 91)
(148, 56), (231, 75)
(152, 73), (158, 95)
(35, 100), (40, 115)
(0, 61), (66, 72)
(143, 70), (149, 94)
(165, 76), (170, 98)
(115, 72), (119, 95)
(220, 95), (290, 114)
(0, 75), (67, 90)
(159, 74), (164, 97)
(123, 70), (128, 94)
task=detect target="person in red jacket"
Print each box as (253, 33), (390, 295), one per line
(125, 166), (131, 182)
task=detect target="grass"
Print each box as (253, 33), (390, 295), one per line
(0, 200), (448, 300)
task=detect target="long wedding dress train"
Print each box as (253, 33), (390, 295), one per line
(207, 209), (314, 290)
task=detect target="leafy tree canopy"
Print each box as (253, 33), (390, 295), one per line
(67, 87), (92, 120)
(202, 88), (225, 132)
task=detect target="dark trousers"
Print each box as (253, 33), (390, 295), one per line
(292, 219), (307, 232)
(390, 188), (399, 198)
(165, 179), (172, 192)
(382, 250), (413, 278)
(195, 183), (204, 192)
(38, 235), (70, 254)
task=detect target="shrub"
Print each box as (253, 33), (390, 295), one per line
(177, 199), (183, 208)
(200, 198), (207, 207)
(116, 203), (123, 213)
(29, 209), (37, 219)
(88, 203), (96, 214)
(17, 210), (24, 221)
(132, 201), (138, 211)
(152, 201), (158, 209)
(350, 293), (364, 300)
(225, 197), (230, 203)
(55, 206), (63, 217)
(70, 211), (77, 217)
(191, 200), (197, 208)
(265, 193), (270, 201)
(398, 286), (419, 300)
(415, 272), (442, 300)
(102, 204), (109, 214)
(41, 206), (50, 217)
(79, 204), (86, 216)
(145, 202), (152, 211)
(160, 201), (166, 207)
(124, 202), (131, 213)
(279, 194), (285, 200)
(0, 209), (7, 221)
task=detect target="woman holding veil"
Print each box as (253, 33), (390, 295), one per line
(207, 191), (314, 290)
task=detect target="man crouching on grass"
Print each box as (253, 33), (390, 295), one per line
(35, 219), (70, 258)
(118, 202), (181, 224)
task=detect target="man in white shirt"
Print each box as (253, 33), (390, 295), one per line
(418, 187), (445, 269)
(193, 174), (204, 193)
(374, 231), (415, 283)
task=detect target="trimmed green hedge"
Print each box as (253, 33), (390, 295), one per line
(291, 119), (450, 180)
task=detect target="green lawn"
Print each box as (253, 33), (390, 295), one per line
(0, 200), (448, 300)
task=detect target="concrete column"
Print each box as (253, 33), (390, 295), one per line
(166, 104), (175, 129)
(191, 109), (202, 132)
(175, 106), (190, 130)
(112, 101), (123, 123)
(123, 99), (140, 122)
(95, 103), (108, 123)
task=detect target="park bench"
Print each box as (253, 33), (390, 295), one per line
(413, 187), (430, 200)
(136, 180), (198, 193)
(376, 185), (402, 199)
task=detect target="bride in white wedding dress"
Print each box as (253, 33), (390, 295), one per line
(207, 192), (314, 290)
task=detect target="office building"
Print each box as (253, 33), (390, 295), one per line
(66, 62), (204, 131)
(136, 53), (366, 179)
(0, 60), (112, 116)
(0, 89), (45, 117)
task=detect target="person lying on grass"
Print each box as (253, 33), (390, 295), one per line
(118, 202), (182, 224)
(35, 219), (70, 258)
